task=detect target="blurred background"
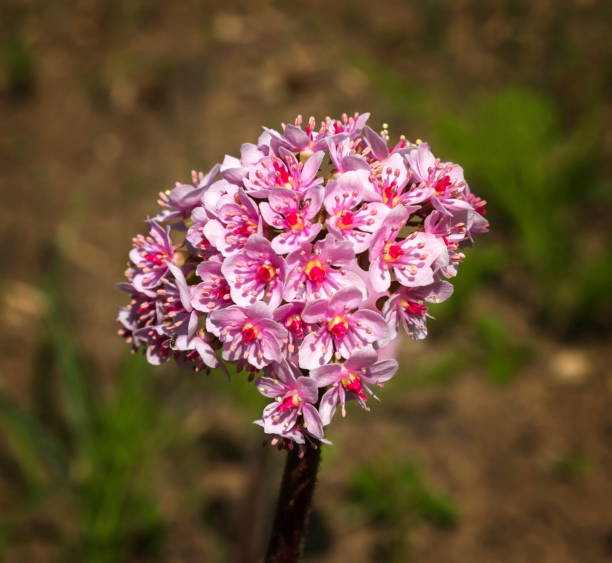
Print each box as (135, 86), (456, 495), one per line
(1, 0), (611, 561)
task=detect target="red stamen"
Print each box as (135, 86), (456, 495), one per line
(403, 300), (428, 317)
(384, 243), (404, 262)
(305, 259), (326, 283)
(256, 264), (276, 283)
(285, 212), (304, 231)
(383, 184), (398, 206)
(328, 316), (349, 340)
(234, 222), (256, 237)
(143, 252), (166, 265)
(278, 393), (301, 412)
(434, 175), (452, 193)
(338, 210), (354, 229)
(286, 315), (304, 338)
(342, 373), (367, 400)
(241, 323), (259, 342)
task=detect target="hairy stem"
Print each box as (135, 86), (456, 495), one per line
(265, 442), (321, 563)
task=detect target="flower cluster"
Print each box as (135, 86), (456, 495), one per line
(117, 113), (488, 447)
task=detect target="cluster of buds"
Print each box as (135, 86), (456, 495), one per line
(117, 113), (488, 446)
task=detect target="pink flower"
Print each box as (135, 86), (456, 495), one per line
(117, 283), (159, 352)
(123, 263), (195, 366)
(298, 287), (388, 369)
(129, 221), (175, 295)
(164, 282), (221, 372)
(221, 235), (286, 308)
(203, 189), (262, 256)
(156, 275), (194, 338)
(324, 170), (390, 253)
(220, 143), (268, 184)
(264, 112), (370, 156)
(185, 206), (217, 256)
(172, 328), (222, 372)
(424, 207), (470, 244)
(243, 149), (324, 197)
(191, 262), (232, 312)
(311, 349), (398, 424)
(136, 325), (173, 366)
(156, 164), (220, 222)
(423, 212), (469, 278)
(365, 152), (433, 208)
(273, 302), (310, 355)
(326, 134), (370, 174)
(382, 279), (454, 342)
(284, 234), (366, 302)
(256, 361), (324, 442)
(206, 302), (288, 369)
(260, 187), (323, 254)
(202, 179), (239, 215)
(405, 143), (468, 215)
(464, 189), (489, 235)
(369, 206), (448, 292)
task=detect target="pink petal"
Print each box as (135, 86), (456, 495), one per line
(302, 299), (331, 323)
(310, 364), (342, 387)
(301, 151), (324, 184)
(301, 403), (324, 439)
(299, 331), (333, 369)
(330, 286), (363, 313)
(318, 387), (340, 426)
(296, 376), (318, 403)
(365, 359), (399, 384)
(259, 318), (289, 344)
(406, 143), (436, 182)
(256, 376), (287, 398)
(259, 202), (281, 228)
(363, 126), (389, 160)
(369, 260), (391, 292)
(345, 349), (378, 371)
(394, 262), (435, 288)
(283, 124), (309, 149)
(351, 310), (389, 341)
(194, 339), (220, 368)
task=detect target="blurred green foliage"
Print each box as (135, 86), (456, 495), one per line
(2, 35), (36, 98)
(0, 282), (164, 562)
(348, 462), (458, 561)
(550, 449), (594, 482)
(433, 88), (611, 333)
(473, 314), (532, 385)
(391, 312), (531, 389)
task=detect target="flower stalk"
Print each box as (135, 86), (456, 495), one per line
(265, 443), (321, 563)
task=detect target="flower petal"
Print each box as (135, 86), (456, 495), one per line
(299, 331), (333, 369)
(255, 376), (287, 398)
(318, 387), (340, 426)
(366, 359), (399, 383)
(352, 309), (389, 342)
(295, 376), (318, 403)
(310, 364), (342, 387)
(301, 403), (324, 439)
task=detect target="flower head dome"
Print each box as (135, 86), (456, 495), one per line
(118, 112), (488, 447)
